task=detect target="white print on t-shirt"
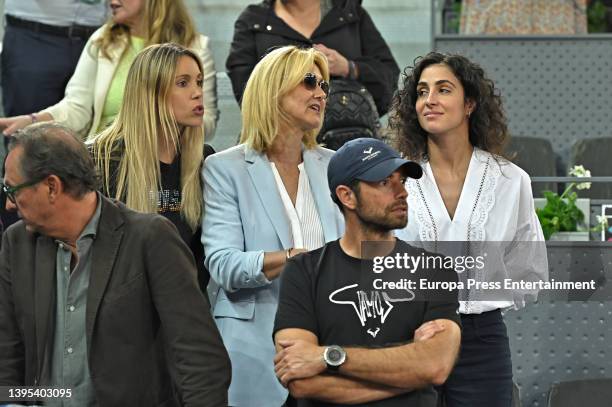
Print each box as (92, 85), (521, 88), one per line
(367, 327), (380, 337)
(329, 284), (415, 337)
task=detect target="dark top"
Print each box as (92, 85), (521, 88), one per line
(274, 239), (461, 407)
(226, 0), (400, 116)
(91, 144), (215, 291)
(0, 195), (231, 406)
(158, 157), (200, 262)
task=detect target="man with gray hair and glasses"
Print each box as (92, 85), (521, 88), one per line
(0, 122), (230, 407)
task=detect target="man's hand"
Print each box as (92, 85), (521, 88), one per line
(274, 339), (327, 387)
(414, 320), (446, 342)
(313, 44), (350, 77)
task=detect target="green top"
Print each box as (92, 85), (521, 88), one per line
(97, 36), (146, 133)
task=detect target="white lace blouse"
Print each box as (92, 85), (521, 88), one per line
(397, 148), (548, 314)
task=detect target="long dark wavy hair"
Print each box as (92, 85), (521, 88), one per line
(389, 52), (510, 161)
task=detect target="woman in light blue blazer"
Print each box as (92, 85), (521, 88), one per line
(201, 46), (344, 406)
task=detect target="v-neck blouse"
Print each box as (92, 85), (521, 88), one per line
(270, 162), (325, 251)
(397, 148), (548, 313)
(410, 148), (497, 241)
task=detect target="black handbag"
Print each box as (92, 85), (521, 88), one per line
(317, 79), (380, 150)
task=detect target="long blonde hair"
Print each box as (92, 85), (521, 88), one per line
(240, 46), (330, 152)
(95, 0), (197, 60)
(90, 43), (204, 230)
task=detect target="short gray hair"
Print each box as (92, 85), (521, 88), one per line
(9, 122), (100, 198)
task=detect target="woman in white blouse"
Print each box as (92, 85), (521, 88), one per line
(393, 52), (547, 407)
(202, 45), (344, 406)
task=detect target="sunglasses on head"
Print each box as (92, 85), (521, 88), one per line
(303, 72), (329, 98)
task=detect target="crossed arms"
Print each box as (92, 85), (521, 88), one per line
(274, 320), (460, 405)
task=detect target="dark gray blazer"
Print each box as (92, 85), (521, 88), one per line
(0, 195), (231, 406)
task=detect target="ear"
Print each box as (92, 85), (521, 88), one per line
(336, 185), (357, 211)
(465, 99), (476, 116)
(45, 175), (63, 203)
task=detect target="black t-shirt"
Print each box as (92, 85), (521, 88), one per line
(159, 158), (189, 242)
(92, 143), (213, 290)
(159, 158), (206, 287)
(97, 150), (207, 288)
(274, 239), (460, 407)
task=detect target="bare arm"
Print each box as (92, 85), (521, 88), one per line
(288, 373), (408, 405)
(263, 248), (307, 281)
(339, 319), (460, 388)
(274, 328), (412, 404)
(275, 320), (460, 390)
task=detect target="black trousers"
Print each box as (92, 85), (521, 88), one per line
(439, 309), (513, 407)
(1, 20), (91, 228)
(1, 21), (89, 117)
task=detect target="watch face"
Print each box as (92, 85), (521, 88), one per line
(328, 349), (342, 363)
(325, 345), (346, 367)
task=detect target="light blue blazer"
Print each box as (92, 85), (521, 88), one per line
(201, 144), (344, 407)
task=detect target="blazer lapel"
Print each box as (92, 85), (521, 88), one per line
(303, 149), (341, 241)
(245, 147), (292, 248)
(86, 198), (124, 347)
(34, 236), (57, 380)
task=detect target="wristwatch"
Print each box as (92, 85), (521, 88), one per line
(323, 345), (346, 371)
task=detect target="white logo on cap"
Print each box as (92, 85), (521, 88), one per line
(362, 148), (381, 161)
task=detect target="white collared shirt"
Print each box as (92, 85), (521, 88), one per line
(271, 162), (325, 250)
(397, 148), (548, 314)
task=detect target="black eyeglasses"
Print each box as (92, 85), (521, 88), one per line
(303, 72), (329, 98)
(2, 179), (41, 204)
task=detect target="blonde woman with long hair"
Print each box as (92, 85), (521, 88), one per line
(0, 0), (218, 140)
(202, 45), (344, 406)
(90, 42), (207, 286)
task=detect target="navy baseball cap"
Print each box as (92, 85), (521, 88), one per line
(327, 138), (422, 201)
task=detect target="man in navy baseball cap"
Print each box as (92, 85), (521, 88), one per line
(328, 137), (422, 206)
(272, 138), (461, 406)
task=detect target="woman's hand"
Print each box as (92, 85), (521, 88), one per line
(313, 43), (350, 78)
(288, 248), (308, 258)
(0, 115), (35, 136)
(263, 248), (308, 281)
